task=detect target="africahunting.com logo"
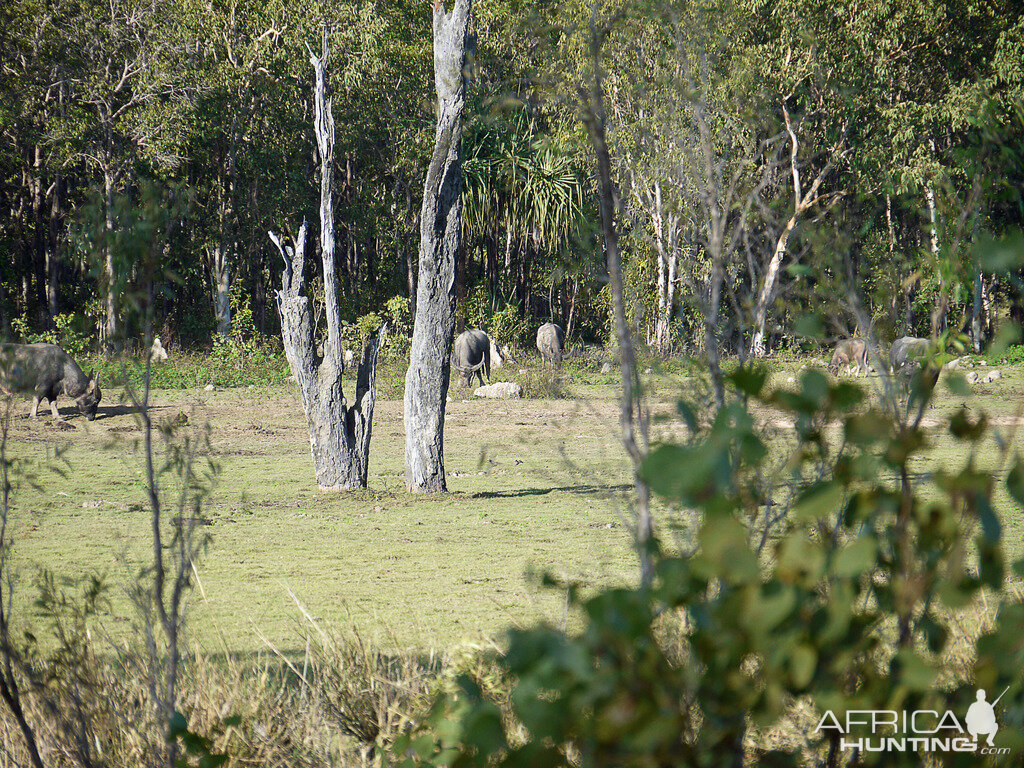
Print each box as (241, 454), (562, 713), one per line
(814, 688), (1010, 756)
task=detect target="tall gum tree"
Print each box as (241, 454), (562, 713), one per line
(404, 0), (471, 493)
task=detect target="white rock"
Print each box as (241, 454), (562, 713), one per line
(490, 340), (512, 369)
(644, 367), (652, 374)
(980, 360), (988, 366)
(474, 382), (523, 399)
(786, 376), (796, 384)
(601, 362), (612, 374)
(150, 336), (168, 363)
(446, 396), (453, 402)
(343, 349), (355, 367)
(204, 384), (216, 392)
(944, 359), (958, 370)
(966, 371), (979, 384)
(518, 368), (528, 375)
(986, 370), (1002, 383)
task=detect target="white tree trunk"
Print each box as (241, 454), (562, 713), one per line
(750, 215), (796, 358)
(209, 244), (231, 337)
(404, 0), (472, 493)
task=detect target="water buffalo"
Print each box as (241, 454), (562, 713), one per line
(453, 329), (491, 387)
(890, 336), (930, 377)
(0, 343), (101, 423)
(536, 323), (565, 368)
(829, 338), (868, 377)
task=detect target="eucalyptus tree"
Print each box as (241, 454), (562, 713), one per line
(404, 0), (472, 493)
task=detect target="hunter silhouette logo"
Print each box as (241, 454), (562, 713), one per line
(966, 688), (1007, 748)
(814, 687), (1012, 756)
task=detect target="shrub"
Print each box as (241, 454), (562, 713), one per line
(489, 304), (529, 349)
(395, 367), (1024, 767)
(11, 312), (93, 357)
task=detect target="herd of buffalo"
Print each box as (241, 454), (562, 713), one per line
(0, 330), (962, 425)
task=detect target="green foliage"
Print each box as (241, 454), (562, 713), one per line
(87, 350), (290, 390)
(168, 710), (239, 768)
(11, 312), (93, 357)
(487, 303), (529, 350)
(385, 295), (412, 337)
(395, 369), (1024, 767)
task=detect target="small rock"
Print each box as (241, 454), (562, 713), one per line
(980, 360), (988, 366)
(644, 367), (652, 374)
(150, 336), (168, 363)
(474, 382), (523, 399)
(518, 368), (528, 375)
(204, 384), (216, 392)
(446, 396), (453, 402)
(966, 371), (979, 384)
(600, 362), (612, 374)
(986, 370), (1002, 383)
(786, 376), (796, 384)
(82, 500), (102, 509)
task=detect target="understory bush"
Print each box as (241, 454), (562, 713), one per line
(85, 348), (291, 390)
(394, 357), (1024, 767)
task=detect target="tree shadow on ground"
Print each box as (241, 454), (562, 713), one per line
(470, 483), (631, 499)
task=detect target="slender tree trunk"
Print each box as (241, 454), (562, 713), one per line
(404, 0), (472, 493)
(102, 164), (120, 350)
(211, 244), (231, 337)
(926, 186), (946, 337)
(579, 13), (652, 584)
(749, 215), (797, 358)
(270, 33), (385, 491)
(45, 173), (61, 320)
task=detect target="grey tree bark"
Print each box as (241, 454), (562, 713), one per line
(578, 9), (652, 584)
(269, 32), (386, 491)
(404, 0), (472, 493)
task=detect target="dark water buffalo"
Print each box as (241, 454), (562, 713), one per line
(536, 323), (565, 368)
(0, 343), (101, 423)
(890, 336), (930, 377)
(829, 338), (868, 377)
(453, 329), (491, 387)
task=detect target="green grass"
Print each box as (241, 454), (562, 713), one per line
(6, 358), (1024, 657)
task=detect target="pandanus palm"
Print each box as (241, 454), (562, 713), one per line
(462, 114), (585, 316)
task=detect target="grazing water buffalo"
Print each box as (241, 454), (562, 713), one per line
(453, 329), (491, 387)
(536, 323), (565, 368)
(890, 336), (930, 377)
(0, 343), (101, 423)
(829, 338), (869, 377)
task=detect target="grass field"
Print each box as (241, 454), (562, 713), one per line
(5, 359), (1024, 657)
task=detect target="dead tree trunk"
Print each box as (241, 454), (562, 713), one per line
(404, 0), (472, 493)
(269, 32), (386, 491)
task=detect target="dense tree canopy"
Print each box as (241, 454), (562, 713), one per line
(0, 0), (1021, 357)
